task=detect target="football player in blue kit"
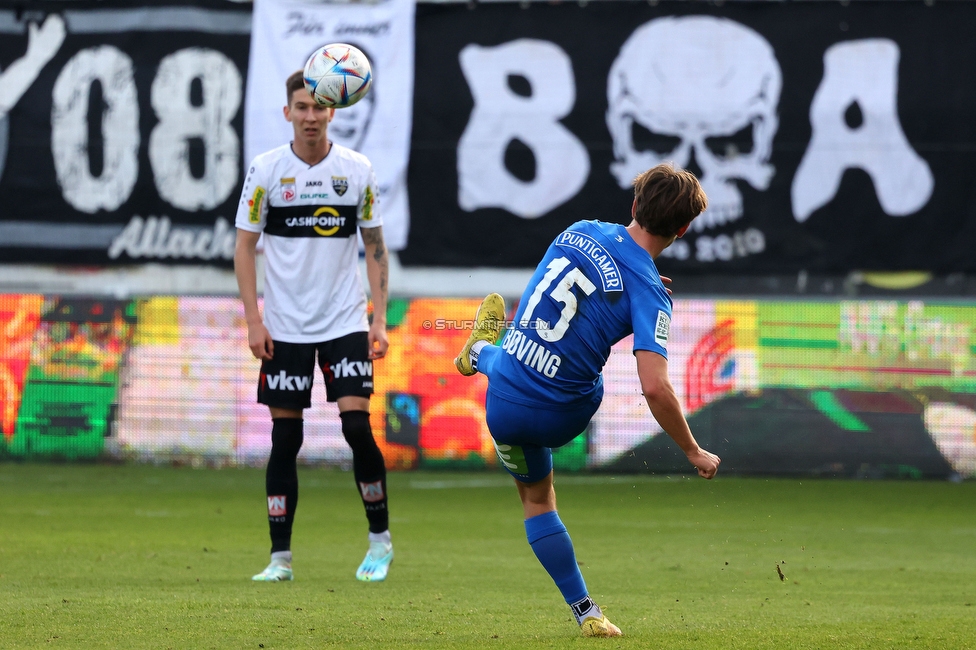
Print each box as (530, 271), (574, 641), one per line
(454, 164), (721, 637)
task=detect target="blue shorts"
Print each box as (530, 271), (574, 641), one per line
(481, 342), (601, 485)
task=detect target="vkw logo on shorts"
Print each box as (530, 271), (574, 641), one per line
(359, 480), (385, 503)
(262, 371), (312, 391)
(332, 175), (349, 196)
(330, 357), (372, 379)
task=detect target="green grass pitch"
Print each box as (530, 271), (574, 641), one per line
(1, 464), (974, 649)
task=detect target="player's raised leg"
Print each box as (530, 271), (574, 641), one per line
(454, 293), (506, 376)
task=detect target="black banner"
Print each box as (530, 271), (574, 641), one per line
(402, 2), (976, 274)
(0, 1), (250, 265)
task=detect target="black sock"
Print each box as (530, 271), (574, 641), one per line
(266, 418), (303, 553)
(339, 410), (389, 534)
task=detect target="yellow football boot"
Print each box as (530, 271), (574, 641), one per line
(580, 613), (623, 637)
(453, 293), (506, 376)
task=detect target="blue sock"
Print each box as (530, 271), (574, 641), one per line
(524, 511), (588, 604)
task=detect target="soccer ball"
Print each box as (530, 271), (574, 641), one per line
(303, 43), (373, 109)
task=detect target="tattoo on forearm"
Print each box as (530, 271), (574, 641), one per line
(361, 226), (381, 245)
(362, 227), (387, 257)
(362, 226), (389, 296)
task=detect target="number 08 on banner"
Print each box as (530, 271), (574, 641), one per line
(303, 43), (373, 109)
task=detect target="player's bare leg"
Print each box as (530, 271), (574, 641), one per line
(516, 471), (622, 637)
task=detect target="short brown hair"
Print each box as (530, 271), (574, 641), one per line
(632, 164), (707, 237)
(285, 69), (306, 105)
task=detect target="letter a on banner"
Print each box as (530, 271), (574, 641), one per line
(792, 39), (933, 222)
(457, 39), (589, 219)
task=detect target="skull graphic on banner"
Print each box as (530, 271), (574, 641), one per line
(606, 16), (782, 232)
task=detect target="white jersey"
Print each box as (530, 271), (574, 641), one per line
(235, 142), (381, 343)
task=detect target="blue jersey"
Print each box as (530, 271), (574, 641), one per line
(488, 220), (673, 407)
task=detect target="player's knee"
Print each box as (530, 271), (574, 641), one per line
(521, 483), (556, 507)
(270, 418), (304, 460)
(339, 410), (379, 455)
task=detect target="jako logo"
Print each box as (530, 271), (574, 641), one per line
(268, 495), (287, 516)
(330, 357), (372, 378)
(305, 180), (322, 187)
(359, 480), (384, 503)
(264, 371), (312, 391)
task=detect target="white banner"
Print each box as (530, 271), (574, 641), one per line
(244, 0), (415, 250)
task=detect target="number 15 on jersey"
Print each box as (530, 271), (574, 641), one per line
(519, 257), (596, 343)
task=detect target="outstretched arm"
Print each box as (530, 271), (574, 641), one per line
(360, 225), (389, 359)
(636, 350), (720, 478)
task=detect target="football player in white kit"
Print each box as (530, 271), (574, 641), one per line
(234, 70), (393, 583)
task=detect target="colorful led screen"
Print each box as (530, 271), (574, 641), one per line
(1, 295), (973, 478)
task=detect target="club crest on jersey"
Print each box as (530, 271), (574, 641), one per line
(332, 176), (349, 196)
(280, 177), (296, 202)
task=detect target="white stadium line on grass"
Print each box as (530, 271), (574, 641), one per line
(409, 478), (512, 490)
(408, 475), (681, 489)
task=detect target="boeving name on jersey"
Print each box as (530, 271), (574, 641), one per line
(265, 204), (358, 238)
(501, 329), (561, 378)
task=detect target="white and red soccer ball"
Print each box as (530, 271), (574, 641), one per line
(303, 43), (372, 109)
